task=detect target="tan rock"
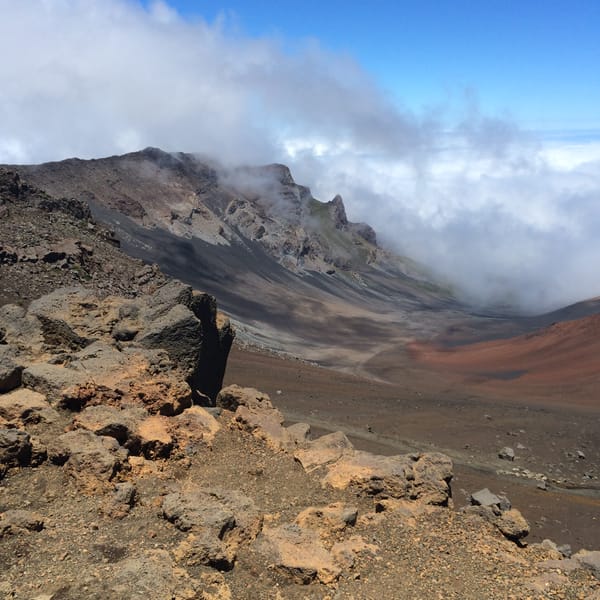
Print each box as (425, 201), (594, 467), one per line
(174, 532), (235, 572)
(285, 422), (311, 446)
(410, 452), (454, 505)
(257, 523), (341, 584)
(51, 430), (128, 488)
(216, 384), (273, 411)
(0, 388), (58, 424)
(232, 404), (289, 451)
(0, 509), (44, 536)
(321, 450), (452, 505)
(171, 405), (221, 449)
(295, 502), (358, 536)
(493, 508), (530, 542)
(137, 415), (173, 459)
(321, 450), (412, 496)
(294, 431), (354, 471)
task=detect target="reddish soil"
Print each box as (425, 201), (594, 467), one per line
(408, 314), (600, 409)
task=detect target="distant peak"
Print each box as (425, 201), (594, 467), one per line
(327, 194), (348, 229)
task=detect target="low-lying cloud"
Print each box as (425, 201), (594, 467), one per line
(1, 0), (599, 313)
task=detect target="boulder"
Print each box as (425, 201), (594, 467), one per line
(138, 304), (202, 376)
(322, 450), (412, 497)
(6, 283), (233, 407)
(471, 488), (501, 507)
(51, 430), (128, 483)
(73, 405), (173, 459)
(0, 389), (58, 425)
(411, 452), (454, 505)
(73, 405), (146, 447)
(494, 508), (530, 541)
(162, 486), (262, 560)
(103, 482), (138, 519)
(331, 535), (378, 570)
(574, 550), (600, 579)
(257, 523), (341, 584)
(498, 446), (515, 461)
(0, 429), (32, 476)
(0, 346), (23, 392)
(286, 422), (311, 445)
(294, 431), (354, 471)
(321, 450), (452, 505)
(162, 490), (236, 536)
(22, 363), (87, 405)
(174, 532), (235, 572)
(135, 415), (173, 459)
(35, 314), (90, 352)
(224, 387), (310, 452)
(142, 279), (193, 321)
(467, 504), (529, 543)
(216, 385), (273, 411)
(171, 405), (221, 452)
(122, 379), (192, 416)
(0, 304), (44, 353)
(231, 404), (289, 451)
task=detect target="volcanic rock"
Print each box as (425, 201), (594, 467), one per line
(0, 388), (58, 425)
(162, 490), (236, 535)
(322, 450), (453, 505)
(294, 430), (355, 470)
(257, 523), (342, 584)
(471, 488), (501, 507)
(574, 550), (600, 579)
(0, 345), (23, 392)
(498, 447), (515, 461)
(50, 429), (128, 485)
(0, 429), (32, 476)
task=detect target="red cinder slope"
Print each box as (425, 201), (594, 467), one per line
(409, 313), (600, 405)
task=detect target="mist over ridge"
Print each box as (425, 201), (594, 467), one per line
(1, 0), (599, 313)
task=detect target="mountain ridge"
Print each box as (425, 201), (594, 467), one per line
(14, 147), (417, 282)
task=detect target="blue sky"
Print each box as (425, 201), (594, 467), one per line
(165, 0), (600, 134)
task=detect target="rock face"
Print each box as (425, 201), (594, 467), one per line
(0, 281), (233, 405)
(15, 148), (382, 277)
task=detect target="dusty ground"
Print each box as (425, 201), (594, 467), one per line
(2, 407), (599, 600)
(225, 345), (600, 552)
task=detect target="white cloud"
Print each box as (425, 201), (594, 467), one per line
(1, 0), (599, 312)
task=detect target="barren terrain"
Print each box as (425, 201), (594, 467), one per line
(2, 159), (600, 598)
(225, 345), (600, 552)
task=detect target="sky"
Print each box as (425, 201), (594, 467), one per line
(1, 0), (599, 312)
(171, 0), (600, 134)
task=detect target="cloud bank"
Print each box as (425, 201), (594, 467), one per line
(1, 0), (599, 313)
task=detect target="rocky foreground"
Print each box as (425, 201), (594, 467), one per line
(0, 285), (599, 599)
(1, 169), (599, 598)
